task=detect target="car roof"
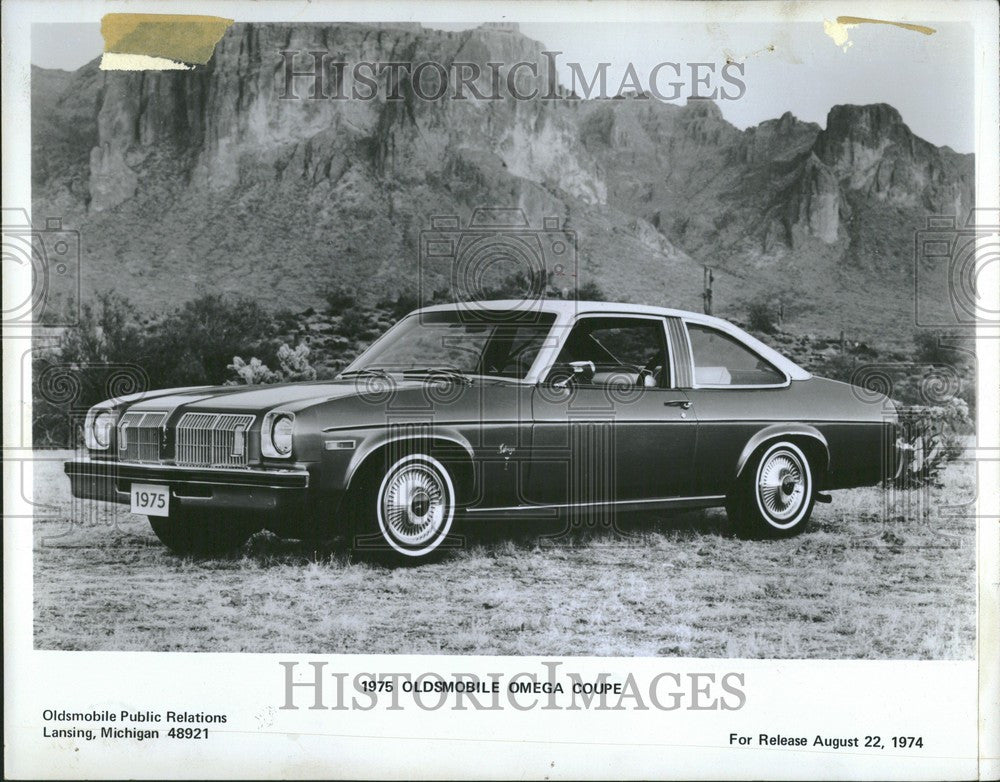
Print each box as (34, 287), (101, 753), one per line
(418, 299), (718, 323)
(414, 299), (811, 381)
(417, 299), (759, 331)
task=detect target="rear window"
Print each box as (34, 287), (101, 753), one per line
(686, 324), (785, 386)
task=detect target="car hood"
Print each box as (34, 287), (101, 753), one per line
(121, 379), (430, 414)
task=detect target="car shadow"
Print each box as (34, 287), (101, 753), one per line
(226, 506), (736, 566)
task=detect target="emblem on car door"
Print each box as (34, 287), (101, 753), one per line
(498, 444), (516, 470)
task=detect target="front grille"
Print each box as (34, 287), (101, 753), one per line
(118, 411), (167, 463)
(175, 413), (255, 468)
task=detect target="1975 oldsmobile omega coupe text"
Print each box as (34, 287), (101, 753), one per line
(66, 301), (901, 561)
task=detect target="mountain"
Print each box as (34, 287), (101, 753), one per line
(30, 23), (974, 344)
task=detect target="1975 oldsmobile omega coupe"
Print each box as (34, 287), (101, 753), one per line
(66, 301), (900, 561)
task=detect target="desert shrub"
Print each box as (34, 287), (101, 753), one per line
(324, 285), (356, 313)
(273, 307), (303, 335)
(375, 292), (420, 322)
(913, 330), (971, 366)
(227, 356), (279, 385)
(228, 343), (316, 385)
(276, 343), (317, 381)
(475, 269), (606, 302)
(747, 298), (777, 333)
(33, 292), (150, 446)
(894, 398), (970, 488)
(573, 280), (607, 301)
(810, 352), (857, 384)
(337, 306), (378, 341)
(57, 291), (145, 366)
(145, 294), (278, 387)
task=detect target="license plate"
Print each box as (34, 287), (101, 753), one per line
(130, 483), (170, 517)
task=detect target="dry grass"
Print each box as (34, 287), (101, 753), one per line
(33, 453), (976, 657)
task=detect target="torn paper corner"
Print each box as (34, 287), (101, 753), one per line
(99, 52), (195, 72)
(100, 13), (233, 70)
(823, 19), (857, 52)
(824, 16), (937, 54)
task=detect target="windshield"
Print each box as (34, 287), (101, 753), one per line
(344, 310), (557, 380)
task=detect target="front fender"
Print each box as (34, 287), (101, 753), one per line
(338, 426), (477, 492)
(734, 424), (830, 478)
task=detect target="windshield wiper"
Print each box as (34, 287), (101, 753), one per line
(339, 368), (392, 380)
(402, 368), (474, 386)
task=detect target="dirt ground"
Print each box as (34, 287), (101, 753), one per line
(32, 452), (976, 657)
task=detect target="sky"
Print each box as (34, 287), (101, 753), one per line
(31, 20), (974, 152)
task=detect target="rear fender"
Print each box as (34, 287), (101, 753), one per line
(735, 424), (830, 478)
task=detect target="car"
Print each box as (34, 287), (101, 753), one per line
(65, 300), (901, 561)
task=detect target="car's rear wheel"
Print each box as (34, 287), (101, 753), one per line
(148, 508), (260, 555)
(347, 452), (456, 564)
(727, 441), (814, 538)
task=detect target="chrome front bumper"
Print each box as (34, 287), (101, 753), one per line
(64, 457), (310, 513)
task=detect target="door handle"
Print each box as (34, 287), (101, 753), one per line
(663, 399), (692, 409)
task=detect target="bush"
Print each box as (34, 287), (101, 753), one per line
(32, 292), (285, 445)
(57, 291), (144, 366)
(228, 343), (317, 385)
(227, 356), (280, 385)
(573, 280), (607, 301)
(145, 294), (278, 387)
(337, 306), (378, 341)
(33, 292), (149, 446)
(894, 398), (970, 487)
(375, 292), (420, 323)
(913, 330), (971, 366)
(747, 298), (777, 333)
(324, 285), (356, 313)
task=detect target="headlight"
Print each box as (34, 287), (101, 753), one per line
(84, 408), (115, 450)
(262, 411), (295, 458)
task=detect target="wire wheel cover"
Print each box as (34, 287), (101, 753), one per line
(380, 463), (448, 546)
(757, 449), (807, 522)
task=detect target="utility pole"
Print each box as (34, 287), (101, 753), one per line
(702, 266), (714, 315)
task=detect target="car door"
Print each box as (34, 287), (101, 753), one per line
(676, 318), (793, 495)
(526, 314), (697, 509)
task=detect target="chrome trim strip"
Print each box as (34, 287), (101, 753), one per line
(466, 494), (726, 513)
(324, 419), (698, 433)
(666, 317), (692, 388)
(68, 457), (307, 479)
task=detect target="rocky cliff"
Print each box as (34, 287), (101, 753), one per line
(31, 22), (974, 342)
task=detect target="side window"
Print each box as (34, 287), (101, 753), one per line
(479, 322), (553, 379)
(686, 324), (785, 386)
(548, 317), (669, 388)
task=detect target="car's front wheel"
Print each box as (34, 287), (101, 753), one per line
(148, 508), (260, 555)
(727, 441), (814, 538)
(347, 452), (456, 563)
